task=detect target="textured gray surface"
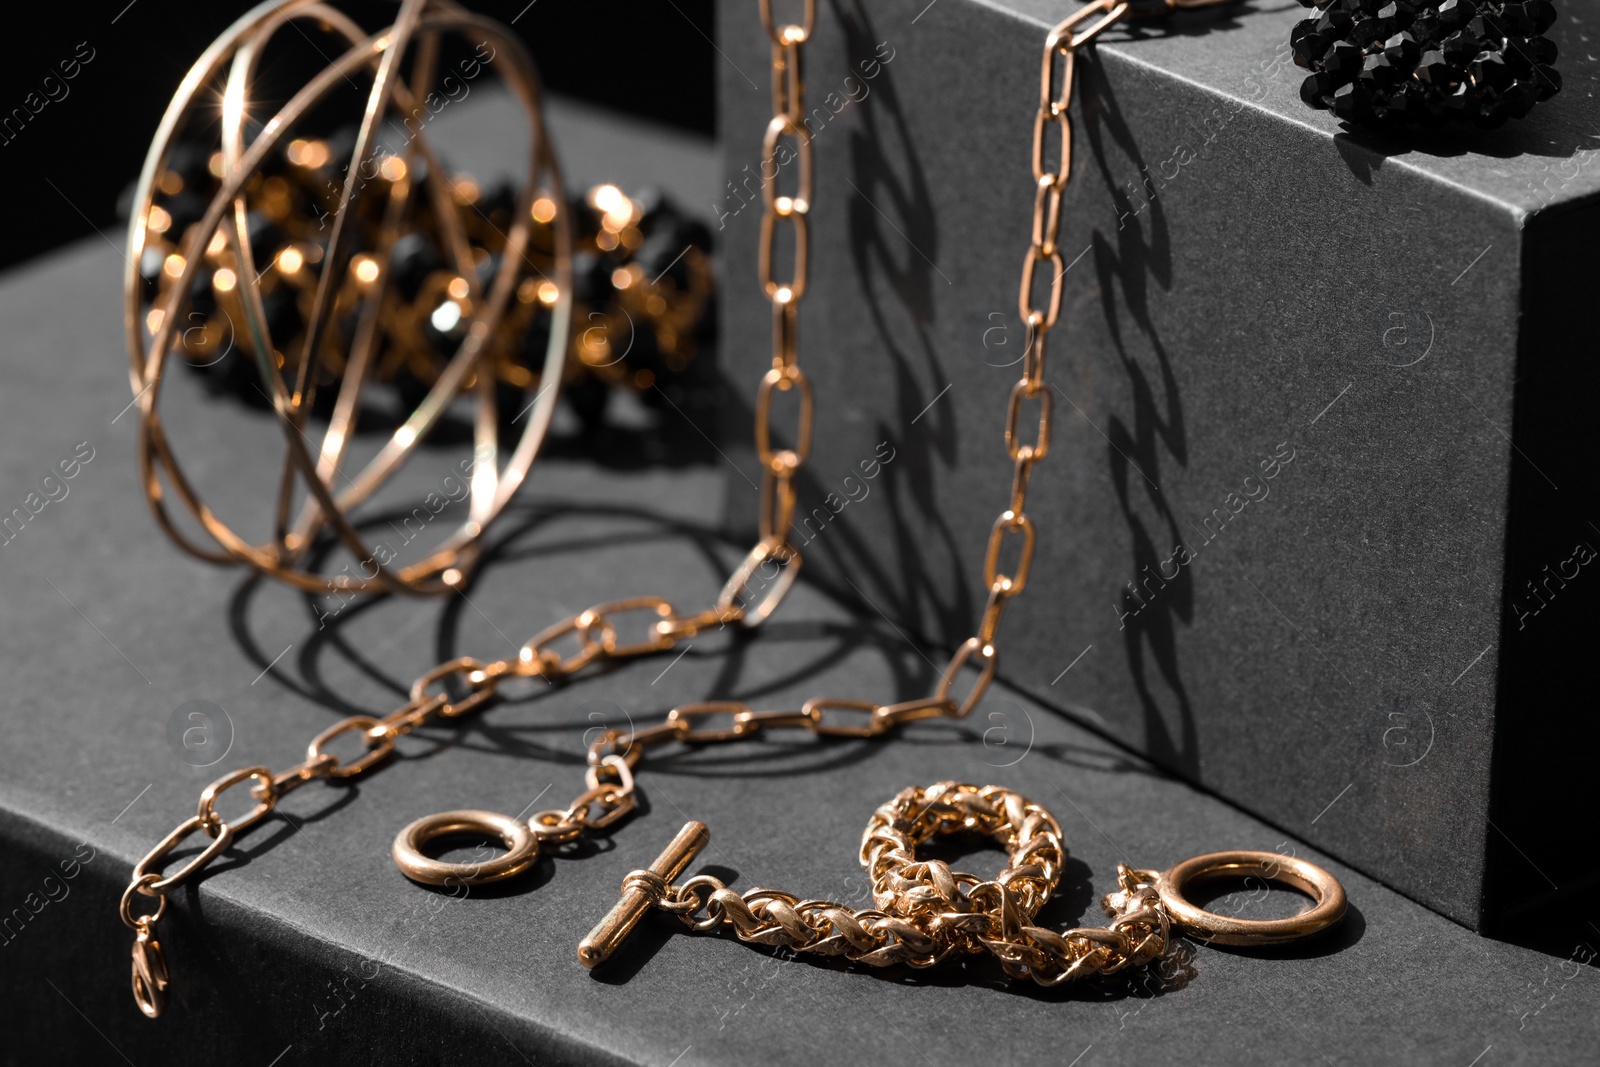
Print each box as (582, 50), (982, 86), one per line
(716, 0), (1600, 929)
(1, 77), (1597, 1067)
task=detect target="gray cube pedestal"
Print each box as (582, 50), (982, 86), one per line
(715, 0), (1600, 931)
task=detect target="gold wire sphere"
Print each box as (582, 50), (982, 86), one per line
(124, 0), (571, 595)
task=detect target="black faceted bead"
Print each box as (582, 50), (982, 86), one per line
(1415, 49), (1459, 87)
(1361, 51), (1402, 86)
(1378, 1), (1415, 24)
(1331, 81), (1374, 120)
(1301, 71), (1336, 108)
(1440, 30), (1480, 65)
(1470, 50), (1513, 90)
(1317, 9), (1354, 37)
(1436, 0), (1476, 27)
(1293, 26), (1331, 68)
(1354, 15), (1393, 45)
(1385, 31), (1422, 65)
(1324, 39), (1365, 79)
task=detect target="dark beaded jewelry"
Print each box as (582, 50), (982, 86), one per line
(1292, 0), (1560, 127)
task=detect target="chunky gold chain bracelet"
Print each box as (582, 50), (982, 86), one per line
(119, 0), (1341, 1019)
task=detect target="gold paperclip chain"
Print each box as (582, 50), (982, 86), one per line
(117, 0), (1238, 1017)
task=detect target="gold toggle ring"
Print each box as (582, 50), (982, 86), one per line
(392, 809), (540, 887)
(1155, 850), (1348, 946)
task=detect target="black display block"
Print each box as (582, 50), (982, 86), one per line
(717, 0), (1600, 931)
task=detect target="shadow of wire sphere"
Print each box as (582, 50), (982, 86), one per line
(124, 0), (573, 596)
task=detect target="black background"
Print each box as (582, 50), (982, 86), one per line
(0, 0), (715, 271)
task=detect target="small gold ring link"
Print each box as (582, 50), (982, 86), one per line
(120, 875), (167, 930)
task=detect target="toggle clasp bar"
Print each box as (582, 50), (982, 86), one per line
(579, 820), (709, 968)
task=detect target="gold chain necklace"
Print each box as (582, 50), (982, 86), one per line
(119, 0), (1342, 1019)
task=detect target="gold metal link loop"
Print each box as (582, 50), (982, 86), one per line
(772, 300), (799, 371)
(762, 116), (814, 216)
(133, 816), (236, 896)
(1022, 315), (1048, 391)
(381, 694), (449, 737)
(874, 698), (958, 727)
(935, 638), (999, 719)
(717, 537), (802, 627)
(1005, 378), (1053, 462)
(271, 753), (336, 796)
(518, 613), (608, 679)
(802, 698), (886, 738)
(656, 604), (744, 642)
(581, 598), (679, 658)
(976, 583), (1010, 645)
(759, 209), (809, 302)
(584, 753), (635, 797)
(755, 364), (814, 471)
(734, 708), (819, 732)
(1031, 106), (1073, 190)
(771, 38), (804, 123)
(1031, 176), (1065, 256)
(1053, 0), (1132, 50)
(761, 467), (798, 542)
(307, 715), (394, 780)
(1018, 244), (1066, 329)
(983, 509), (1037, 596)
(1008, 453), (1035, 516)
(1040, 34), (1077, 113)
(668, 701), (756, 743)
(196, 765), (276, 836)
(410, 656), (497, 719)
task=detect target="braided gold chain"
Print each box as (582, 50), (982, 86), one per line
(119, 0), (1151, 1016)
(646, 783), (1170, 985)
